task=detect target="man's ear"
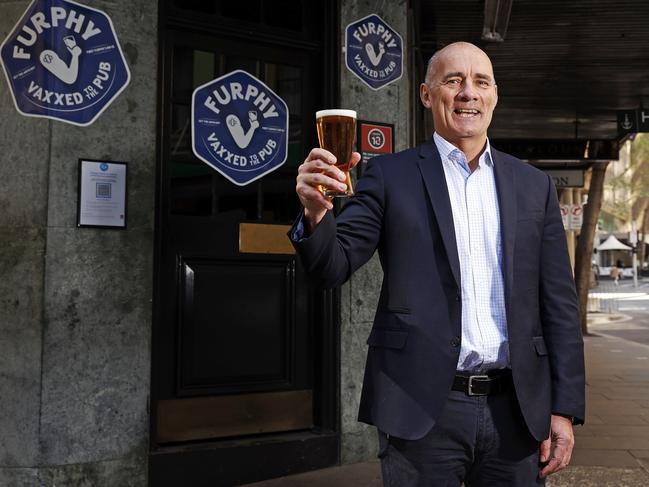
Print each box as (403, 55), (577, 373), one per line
(420, 83), (432, 108)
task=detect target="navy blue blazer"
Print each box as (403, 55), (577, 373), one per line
(290, 140), (585, 442)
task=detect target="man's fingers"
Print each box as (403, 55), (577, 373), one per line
(539, 457), (565, 479)
(348, 152), (362, 170)
(539, 438), (551, 463)
(300, 173), (348, 193)
(296, 184), (333, 210)
(302, 160), (347, 181)
(307, 148), (337, 165)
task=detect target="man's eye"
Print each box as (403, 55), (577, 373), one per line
(477, 80), (491, 87)
(445, 79), (461, 85)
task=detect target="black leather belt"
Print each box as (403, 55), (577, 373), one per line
(452, 370), (512, 396)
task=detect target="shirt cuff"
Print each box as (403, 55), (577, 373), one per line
(289, 212), (306, 241)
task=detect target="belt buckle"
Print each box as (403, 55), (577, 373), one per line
(467, 375), (490, 396)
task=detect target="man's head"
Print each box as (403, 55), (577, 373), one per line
(420, 42), (498, 147)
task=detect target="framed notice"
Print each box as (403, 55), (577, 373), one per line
(356, 120), (395, 177)
(77, 159), (127, 229)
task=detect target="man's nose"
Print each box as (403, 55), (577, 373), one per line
(457, 80), (478, 101)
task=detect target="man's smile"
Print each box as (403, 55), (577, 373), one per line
(453, 108), (481, 117)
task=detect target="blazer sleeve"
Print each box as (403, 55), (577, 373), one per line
(288, 157), (385, 288)
(538, 173), (586, 424)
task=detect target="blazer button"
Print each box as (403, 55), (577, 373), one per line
(455, 294), (460, 301)
(451, 337), (460, 347)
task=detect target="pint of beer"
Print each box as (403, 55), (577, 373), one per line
(315, 109), (357, 197)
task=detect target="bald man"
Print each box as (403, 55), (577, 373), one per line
(291, 42), (585, 486)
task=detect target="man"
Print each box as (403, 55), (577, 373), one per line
(291, 42), (584, 485)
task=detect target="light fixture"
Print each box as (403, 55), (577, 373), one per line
(482, 0), (513, 42)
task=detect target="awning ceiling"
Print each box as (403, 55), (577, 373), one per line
(419, 0), (649, 140)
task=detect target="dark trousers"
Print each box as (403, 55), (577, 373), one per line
(378, 389), (544, 486)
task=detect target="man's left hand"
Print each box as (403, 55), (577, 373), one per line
(539, 414), (574, 479)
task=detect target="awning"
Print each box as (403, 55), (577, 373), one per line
(597, 235), (632, 251)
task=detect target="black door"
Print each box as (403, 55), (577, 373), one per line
(150, 2), (340, 486)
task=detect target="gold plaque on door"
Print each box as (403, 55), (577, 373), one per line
(239, 223), (294, 254)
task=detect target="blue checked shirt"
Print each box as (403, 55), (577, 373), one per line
(433, 132), (509, 372)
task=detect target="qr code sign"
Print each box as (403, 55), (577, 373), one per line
(96, 182), (112, 198)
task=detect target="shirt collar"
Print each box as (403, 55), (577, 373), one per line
(432, 132), (493, 168)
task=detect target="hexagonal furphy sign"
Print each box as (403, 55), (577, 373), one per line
(345, 14), (403, 90)
(192, 70), (289, 186)
(0, 0), (130, 126)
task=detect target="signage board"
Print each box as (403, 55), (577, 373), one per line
(545, 169), (585, 188)
(492, 139), (618, 162)
(570, 203), (584, 231)
(77, 159), (127, 228)
(191, 70), (289, 186)
(356, 120), (394, 175)
(639, 109), (649, 133)
(0, 0), (130, 126)
(560, 204), (570, 230)
(345, 14), (403, 90)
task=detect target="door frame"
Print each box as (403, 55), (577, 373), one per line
(149, 1), (341, 485)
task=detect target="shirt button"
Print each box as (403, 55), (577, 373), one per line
(451, 337), (460, 347)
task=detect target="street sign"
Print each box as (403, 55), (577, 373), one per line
(191, 70), (289, 186)
(345, 14), (403, 90)
(617, 109), (638, 135)
(560, 204), (569, 230)
(545, 169), (584, 188)
(570, 204), (583, 231)
(0, 0), (130, 126)
(639, 109), (649, 132)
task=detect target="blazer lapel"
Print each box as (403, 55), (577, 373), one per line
(491, 148), (516, 317)
(417, 141), (461, 289)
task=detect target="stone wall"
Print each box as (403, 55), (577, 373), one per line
(339, 0), (412, 464)
(0, 1), (157, 485)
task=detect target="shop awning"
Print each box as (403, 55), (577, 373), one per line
(597, 235), (632, 251)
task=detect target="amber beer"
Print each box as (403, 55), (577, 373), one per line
(316, 109), (357, 197)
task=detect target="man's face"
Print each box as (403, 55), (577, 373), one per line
(420, 44), (498, 145)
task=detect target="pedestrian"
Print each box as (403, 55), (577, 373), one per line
(291, 41), (584, 486)
(610, 265), (620, 286)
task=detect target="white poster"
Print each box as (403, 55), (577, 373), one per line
(77, 159), (127, 228)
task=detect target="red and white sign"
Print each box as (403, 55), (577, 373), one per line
(560, 204), (570, 230)
(356, 120), (394, 174)
(570, 204), (583, 230)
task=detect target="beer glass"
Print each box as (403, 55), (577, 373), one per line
(315, 109), (357, 197)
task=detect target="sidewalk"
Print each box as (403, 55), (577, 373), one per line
(246, 282), (649, 486)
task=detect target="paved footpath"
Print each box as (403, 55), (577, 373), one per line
(247, 281), (649, 486)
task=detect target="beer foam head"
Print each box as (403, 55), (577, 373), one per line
(316, 109), (357, 119)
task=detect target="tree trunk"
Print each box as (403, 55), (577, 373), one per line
(575, 161), (610, 335)
(639, 208), (649, 274)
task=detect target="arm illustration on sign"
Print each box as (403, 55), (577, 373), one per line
(365, 41), (386, 66)
(39, 35), (82, 84)
(226, 111), (260, 149)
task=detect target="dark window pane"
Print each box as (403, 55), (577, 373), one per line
(224, 55), (258, 77)
(264, 63), (302, 115)
(172, 47), (194, 101)
(220, 0), (261, 22)
(172, 0), (216, 14)
(263, 0), (302, 31)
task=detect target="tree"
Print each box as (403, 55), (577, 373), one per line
(575, 162), (609, 334)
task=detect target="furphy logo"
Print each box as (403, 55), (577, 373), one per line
(345, 14), (403, 90)
(0, 0), (130, 126)
(192, 70), (289, 186)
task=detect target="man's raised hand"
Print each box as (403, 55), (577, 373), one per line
(295, 148), (361, 232)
